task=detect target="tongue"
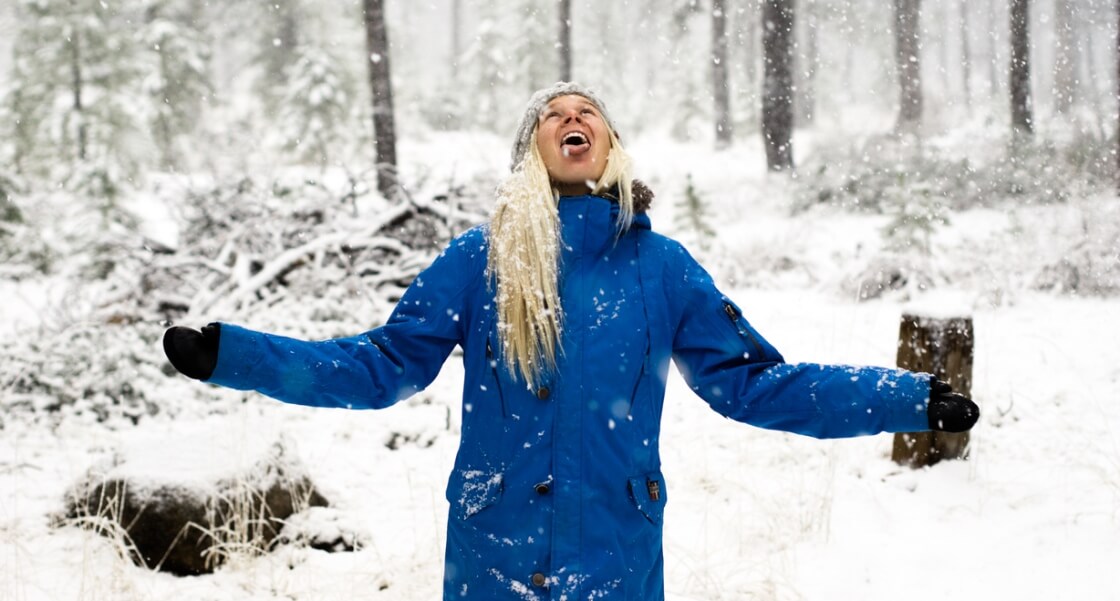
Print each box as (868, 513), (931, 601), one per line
(562, 142), (591, 157)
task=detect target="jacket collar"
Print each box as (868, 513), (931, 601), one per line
(557, 194), (650, 262)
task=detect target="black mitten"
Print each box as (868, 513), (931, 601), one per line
(163, 324), (220, 381)
(928, 377), (979, 432)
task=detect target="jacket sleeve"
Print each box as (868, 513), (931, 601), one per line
(668, 247), (930, 439)
(206, 229), (485, 410)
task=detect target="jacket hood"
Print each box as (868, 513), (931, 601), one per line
(595, 179), (654, 215)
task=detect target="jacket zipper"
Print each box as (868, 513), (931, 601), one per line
(722, 301), (766, 359)
(486, 337), (508, 417)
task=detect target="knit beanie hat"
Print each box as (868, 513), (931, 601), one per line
(510, 82), (618, 171)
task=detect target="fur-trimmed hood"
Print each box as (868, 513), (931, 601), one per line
(600, 179), (654, 214)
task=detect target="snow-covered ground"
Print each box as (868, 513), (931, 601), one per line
(2, 132), (1119, 600)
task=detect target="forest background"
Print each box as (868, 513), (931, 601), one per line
(1, 1), (1119, 600)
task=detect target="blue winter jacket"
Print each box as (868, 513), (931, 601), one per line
(208, 193), (931, 600)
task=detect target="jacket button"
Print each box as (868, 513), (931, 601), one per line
(534, 482), (550, 495)
(536, 387), (550, 400)
(531, 572), (547, 587)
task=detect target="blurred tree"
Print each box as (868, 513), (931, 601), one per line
(277, 46), (355, 168)
(451, 0), (463, 80)
(461, 2), (515, 133)
(254, 0), (303, 118)
(712, 0), (733, 148)
(986, 0), (1002, 100)
(142, 4), (213, 171)
(795, 0), (818, 125)
(677, 173), (715, 251)
(514, 0), (555, 94)
(894, 0), (922, 132)
(559, 0), (572, 81)
(959, 0), (972, 114)
(362, 0), (399, 200)
(732, 0), (761, 134)
(5, 0), (148, 203)
(668, 0), (705, 142)
(1052, 0), (1078, 115)
(762, 0), (794, 170)
(1009, 0), (1032, 135)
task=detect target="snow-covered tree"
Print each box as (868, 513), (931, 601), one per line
(253, 0), (304, 118)
(462, 3), (518, 133)
(676, 174), (716, 252)
(142, 12), (213, 171)
(668, 0), (707, 142)
(513, 0), (556, 95)
(277, 46), (356, 167)
(6, 0), (150, 193)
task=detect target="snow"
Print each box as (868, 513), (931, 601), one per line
(2, 132), (1120, 600)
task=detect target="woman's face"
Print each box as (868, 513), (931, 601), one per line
(535, 94), (612, 196)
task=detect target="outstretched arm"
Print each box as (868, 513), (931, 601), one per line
(163, 228), (487, 410)
(669, 250), (977, 438)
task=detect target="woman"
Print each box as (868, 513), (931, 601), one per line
(164, 82), (978, 600)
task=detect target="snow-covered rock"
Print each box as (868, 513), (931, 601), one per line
(60, 427), (330, 575)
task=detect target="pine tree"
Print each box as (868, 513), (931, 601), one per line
(677, 174), (716, 251)
(514, 0), (556, 94)
(668, 0), (706, 142)
(462, 3), (517, 134)
(254, 0), (303, 119)
(277, 46), (355, 167)
(6, 0), (148, 206)
(142, 12), (213, 171)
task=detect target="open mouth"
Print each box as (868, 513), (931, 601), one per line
(560, 131), (591, 157)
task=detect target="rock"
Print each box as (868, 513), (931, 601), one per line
(272, 506), (369, 553)
(61, 429), (330, 576)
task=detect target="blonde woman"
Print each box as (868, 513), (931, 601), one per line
(164, 82), (977, 601)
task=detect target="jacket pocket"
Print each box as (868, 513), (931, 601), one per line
(721, 298), (767, 360)
(627, 470), (667, 525)
(446, 468), (504, 520)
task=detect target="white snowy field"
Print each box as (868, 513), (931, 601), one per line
(2, 132), (1119, 600)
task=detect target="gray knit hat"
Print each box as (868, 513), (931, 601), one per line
(510, 82), (617, 171)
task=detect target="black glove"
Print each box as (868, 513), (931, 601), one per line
(928, 377), (979, 432)
(163, 323), (221, 381)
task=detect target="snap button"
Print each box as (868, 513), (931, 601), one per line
(531, 572), (547, 587)
(536, 387), (550, 400)
(534, 482), (551, 495)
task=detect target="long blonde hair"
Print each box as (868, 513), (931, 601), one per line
(488, 127), (634, 388)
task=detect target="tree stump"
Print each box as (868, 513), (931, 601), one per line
(891, 313), (974, 468)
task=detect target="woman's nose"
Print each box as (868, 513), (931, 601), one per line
(563, 111), (583, 124)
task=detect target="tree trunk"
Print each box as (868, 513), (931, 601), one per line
(798, 0), (818, 125)
(1053, 0), (1077, 114)
(987, 0), (1000, 99)
(960, 0), (972, 113)
(894, 0), (922, 132)
(362, 0), (399, 200)
(1009, 0), (1033, 135)
(1083, 10), (1105, 139)
(712, 0), (732, 148)
(558, 0), (572, 81)
(450, 0), (461, 77)
(741, 0), (761, 128)
(67, 20), (87, 161)
(891, 314), (974, 469)
(761, 0), (794, 171)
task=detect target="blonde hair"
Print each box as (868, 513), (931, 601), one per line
(488, 126), (634, 388)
